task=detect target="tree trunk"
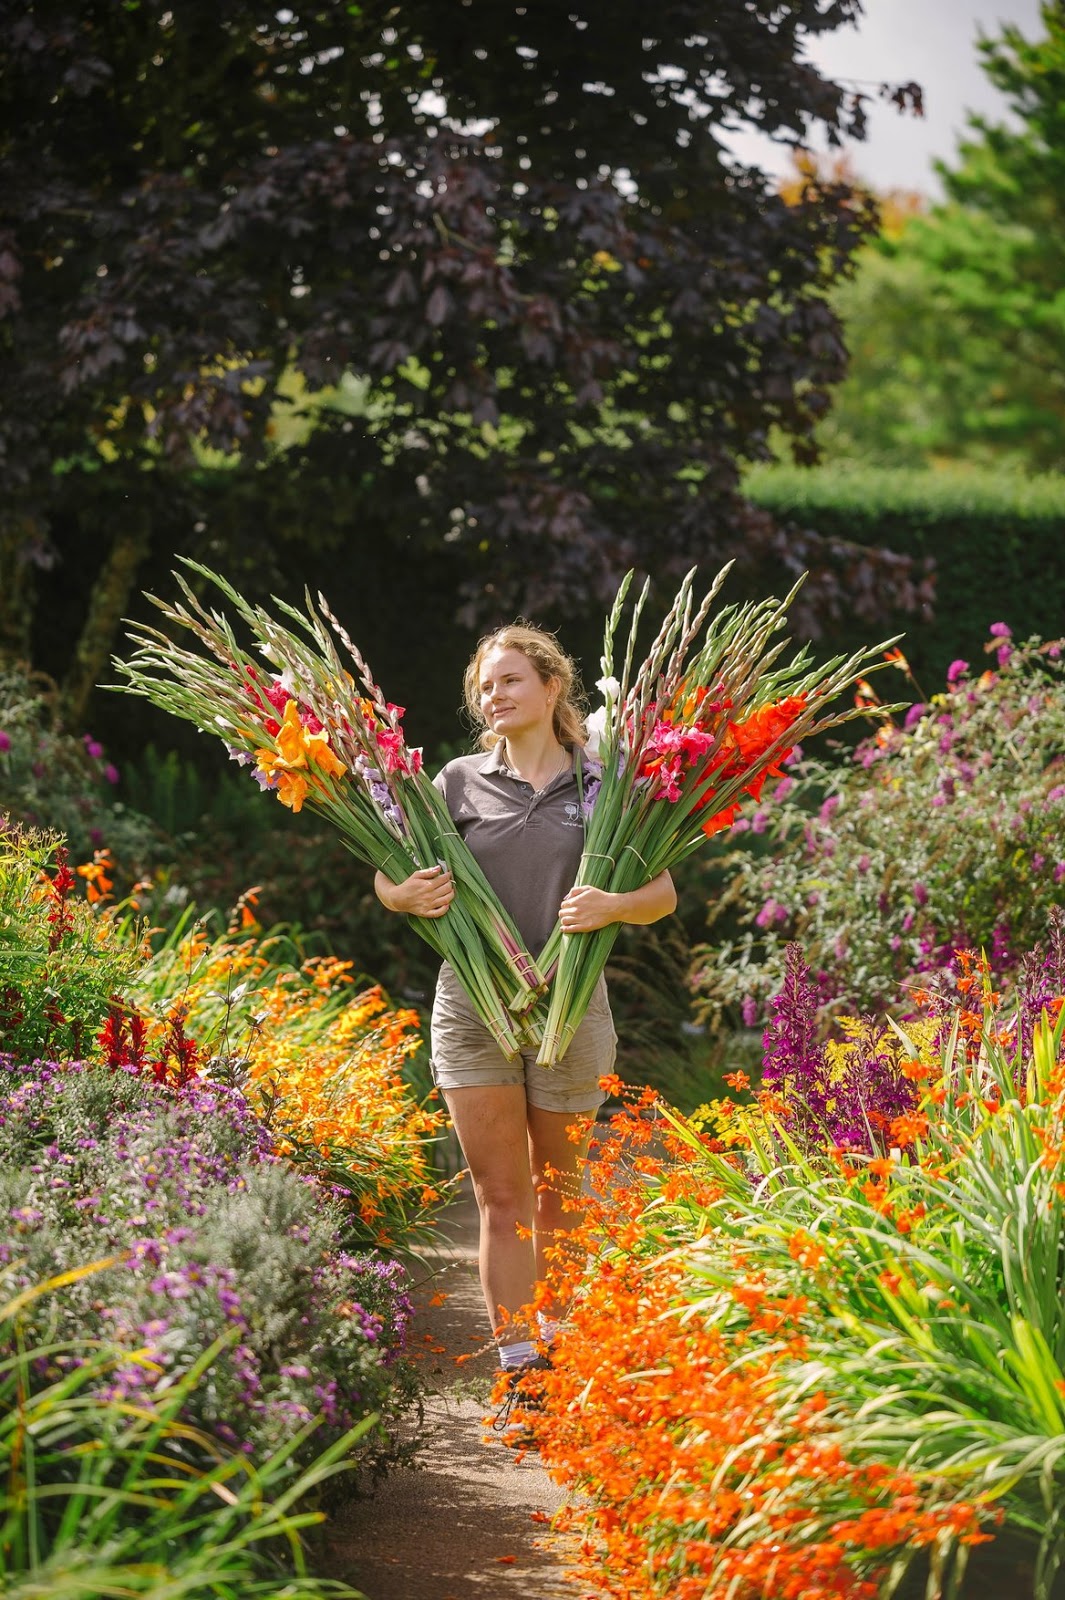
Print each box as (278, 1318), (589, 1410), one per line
(58, 520), (151, 731)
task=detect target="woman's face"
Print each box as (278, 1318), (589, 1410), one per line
(478, 647), (558, 740)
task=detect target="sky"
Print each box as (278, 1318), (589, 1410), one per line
(724, 0), (1047, 196)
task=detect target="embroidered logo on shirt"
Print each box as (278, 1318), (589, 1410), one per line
(563, 802), (583, 828)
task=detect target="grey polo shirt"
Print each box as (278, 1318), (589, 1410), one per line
(433, 744), (586, 957)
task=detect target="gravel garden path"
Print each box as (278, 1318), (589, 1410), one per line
(325, 1185), (580, 1600)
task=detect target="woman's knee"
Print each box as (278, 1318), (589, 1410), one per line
(472, 1174), (533, 1224)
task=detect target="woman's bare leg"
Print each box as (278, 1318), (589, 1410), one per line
(527, 1103), (595, 1317)
(444, 1083), (538, 1341)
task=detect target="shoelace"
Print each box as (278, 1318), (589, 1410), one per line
(490, 1354), (552, 1434)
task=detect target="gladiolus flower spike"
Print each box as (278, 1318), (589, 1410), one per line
(535, 564), (903, 1064)
(110, 561), (547, 1060)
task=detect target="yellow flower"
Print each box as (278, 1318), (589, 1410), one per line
(256, 700), (346, 798)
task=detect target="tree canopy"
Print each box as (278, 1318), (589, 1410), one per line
(1, 0), (928, 733)
(815, 1), (1065, 471)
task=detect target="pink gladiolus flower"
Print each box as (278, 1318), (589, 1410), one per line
(375, 729), (409, 774)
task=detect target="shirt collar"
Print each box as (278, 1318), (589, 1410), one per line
(482, 742), (511, 776)
(481, 742), (583, 782)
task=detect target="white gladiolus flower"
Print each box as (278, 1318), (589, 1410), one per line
(596, 674), (621, 700)
(585, 704), (608, 758)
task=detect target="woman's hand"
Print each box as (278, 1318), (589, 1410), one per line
(374, 865), (454, 918)
(559, 884), (622, 933)
(559, 871), (677, 933)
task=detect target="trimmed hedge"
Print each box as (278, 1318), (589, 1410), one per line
(745, 464), (1065, 685)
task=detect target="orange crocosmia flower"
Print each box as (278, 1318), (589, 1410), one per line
(895, 1203), (926, 1234)
(76, 851), (115, 904)
(889, 1111), (929, 1148)
(724, 1070), (751, 1091)
(878, 1270), (902, 1295)
(787, 1229), (825, 1269)
(861, 1179), (893, 1213)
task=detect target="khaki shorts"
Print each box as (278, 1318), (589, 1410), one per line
(430, 964), (615, 1113)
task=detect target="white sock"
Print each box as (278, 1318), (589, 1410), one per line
(498, 1339), (536, 1371)
(537, 1314), (561, 1345)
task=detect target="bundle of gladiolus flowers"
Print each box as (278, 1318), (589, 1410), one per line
(534, 565), (897, 1065)
(113, 562), (545, 1059)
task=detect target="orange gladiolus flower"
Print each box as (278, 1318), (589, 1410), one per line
(274, 768), (309, 812)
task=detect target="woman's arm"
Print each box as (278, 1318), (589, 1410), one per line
(558, 869), (677, 934)
(374, 865), (454, 918)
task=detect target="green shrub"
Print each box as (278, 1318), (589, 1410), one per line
(0, 664), (159, 867)
(0, 829), (142, 1061)
(745, 462), (1065, 690)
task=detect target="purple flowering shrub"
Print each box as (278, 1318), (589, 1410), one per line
(759, 944), (918, 1150)
(0, 1056), (419, 1482)
(749, 922), (1065, 1154)
(692, 627), (1065, 1026)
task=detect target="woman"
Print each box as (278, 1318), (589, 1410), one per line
(374, 624), (676, 1400)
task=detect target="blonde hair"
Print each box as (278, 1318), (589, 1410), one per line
(463, 622), (587, 751)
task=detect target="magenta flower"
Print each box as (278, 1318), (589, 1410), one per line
(946, 660), (969, 686)
(0, 730), (10, 752)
